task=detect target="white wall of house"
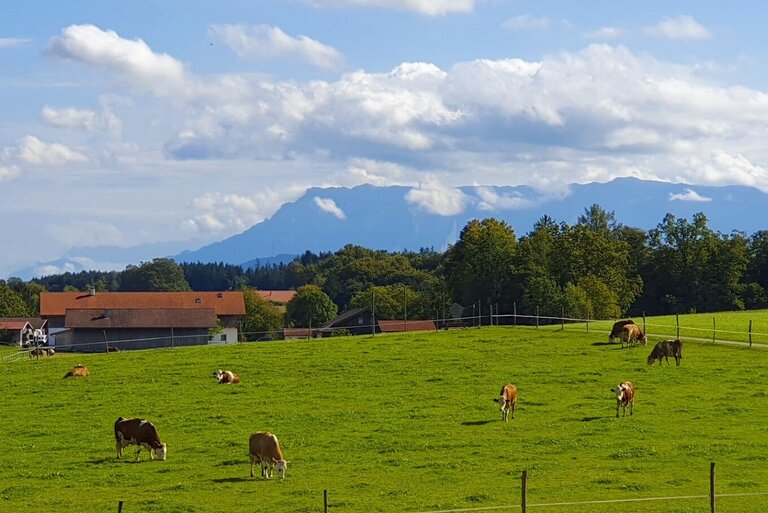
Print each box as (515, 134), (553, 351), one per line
(209, 327), (238, 344)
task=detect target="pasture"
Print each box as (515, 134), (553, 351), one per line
(1, 326), (766, 513)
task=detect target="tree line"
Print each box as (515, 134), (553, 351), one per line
(3, 205), (768, 336)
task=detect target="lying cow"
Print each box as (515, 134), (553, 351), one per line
(611, 381), (636, 418)
(647, 339), (683, 366)
(494, 383), (518, 422)
(29, 347), (55, 357)
(114, 417), (167, 461)
(63, 364), (89, 378)
(213, 369), (240, 384)
(608, 320), (635, 343)
(620, 324), (647, 348)
(249, 432), (289, 479)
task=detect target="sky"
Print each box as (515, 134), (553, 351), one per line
(2, 0), (768, 278)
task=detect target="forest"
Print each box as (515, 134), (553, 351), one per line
(3, 205), (768, 332)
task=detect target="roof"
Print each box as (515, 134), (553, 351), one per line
(64, 308), (217, 329)
(256, 290), (296, 304)
(283, 328), (312, 337)
(40, 291), (245, 317)
(320, 307), (367, 328)
(378, 320), (436, 333)
(0, 320), (31, 330)
(0, 317), (47, 330)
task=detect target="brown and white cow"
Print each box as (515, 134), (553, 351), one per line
(647, 339), (683, 366)
(608, 320), (635, 343)
(495, 383), (518, 422)
(213, 369), (240, 384)
(29, 347), (55, 357)
(620, 324), (647, 348)
(611, 381), (636, 418)
(114, 417), (167, 461)
(249, 432), (289, 479)
(63, 364), (89, 378)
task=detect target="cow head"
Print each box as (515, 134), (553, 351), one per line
(497, 395), (506, 410)
(274, 458), (289, 479)
(646, 354), (656, 365)
(213, 370), (223, 380)
(156, 443), (167, 461)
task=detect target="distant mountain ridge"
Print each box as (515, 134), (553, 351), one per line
(11, 178), (768, 279)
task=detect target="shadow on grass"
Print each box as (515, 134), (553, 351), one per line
(87, 457), (114, 464)
(580, 416), (605, 422)
(212, 477), (252, 483)
(591, 341), (619, 347)
(461, 420), (495, 426)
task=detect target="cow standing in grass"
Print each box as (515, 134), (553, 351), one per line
(620, 324), (647, 348)
(114, 417), (167, 461)
(647, 340), (683, 366)
(496, 383), (518, 422)
(609, 320), (635, 343)
(611, 381), (636, 418)
(249, 432), (288, 479)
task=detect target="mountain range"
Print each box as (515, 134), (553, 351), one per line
(11, 178), (768, 279)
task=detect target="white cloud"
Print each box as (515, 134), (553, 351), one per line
(16, 136), (88, 166)
(209, 24), (343, 70)
(48, 24), (188, 97)
(304, 0), (475, 15)
(502, 15), (550, 31)
(584, 27), (622, 40)
(668, 188), (712, 202)
(605, 127), (662, 149)
(0, 38), (31, 48)
(474, 187), (532, 210)
(0, 163), (20, 181)
(183, 187), (306, 235)
(314, 197), (347, 219)
(345, 158), (405, 186)
(41, 105), (122, 134)
(647, 15), (711, 40)
(405, 176), (469, 215)
(46, 220), (124, 248)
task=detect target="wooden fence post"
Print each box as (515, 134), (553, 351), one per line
(586, 318), (589, 334)
(561, 306), (565, 331)
(521, 470), (528, 513)
(324, 489), (329, 513)
(676, 313), (680, 339)
(749, 320), (753, 348)
(642, 311), (647, 337)
(710, 462), (716, 513)
(513, 302), (517, 326)
(536, 306), (539, 328)
(118, 500), (124, 513)
(712, 317), (716, 344)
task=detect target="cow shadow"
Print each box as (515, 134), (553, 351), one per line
(580, 416), (605, 422)
(87, 457), (114, 464)
(212, 477), (251, 483)
(461, 420), (495, 426)
(591, 341), (617, 347)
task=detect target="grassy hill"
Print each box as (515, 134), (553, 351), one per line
(1, 326), (766, 513)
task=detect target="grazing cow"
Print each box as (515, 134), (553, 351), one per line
(611, 381), (636, 418)
(620, 324), (647, 348)
(647, 339), (683, 366)
(495, 383), (518, 422)
(249, 432), (289, 479)
(114, 417), (167, 461)
(608, 320), (635, 343)
(213, 369), (240, 384)
(63, 364), (89, 378)
(29, 347), (55, 357)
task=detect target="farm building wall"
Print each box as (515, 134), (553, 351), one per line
(55, 328), (210, 352)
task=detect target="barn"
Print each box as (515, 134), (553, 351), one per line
(40, 291), (245, 352)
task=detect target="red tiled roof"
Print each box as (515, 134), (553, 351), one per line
(64, 308), (217, 329)
(378, 320), (436, 333)
(257, 290), (296, 304)
(283, 328), (312, 337)
(40, 291), (245, 317)
(0, 320), (30, 330)
(0, 317), (46, 329)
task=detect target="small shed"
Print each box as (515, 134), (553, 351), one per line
(319, 308), (381, 336)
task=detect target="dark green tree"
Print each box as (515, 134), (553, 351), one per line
(241, 286), (284, 339)
(0, 284), (32, 317)
(284, 285), (338, 327)
(120, 258), (191, 291)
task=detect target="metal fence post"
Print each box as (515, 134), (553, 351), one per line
(712, 317), (716, 344)
(676, 313), (680, 339)
(749, 320), (753, 348)
(561, 306), (565, 331)
(642, 311), (647, 336)
(513, 302), (517, 326)
(324, 489), (329, 513)
(536, 306), (539, 328)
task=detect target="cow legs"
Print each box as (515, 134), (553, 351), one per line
(501, 405), (508, 422)
(511, 401), (516, 420)
(250, 455), (255, 478)
(116, 442), (123, 459)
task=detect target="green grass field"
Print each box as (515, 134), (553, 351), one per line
(1, 325), (767, 513)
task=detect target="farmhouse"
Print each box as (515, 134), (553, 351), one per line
(40, 291), (245, 352)
(0, 317), (48, 346)
(318, 307), (382, 336)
